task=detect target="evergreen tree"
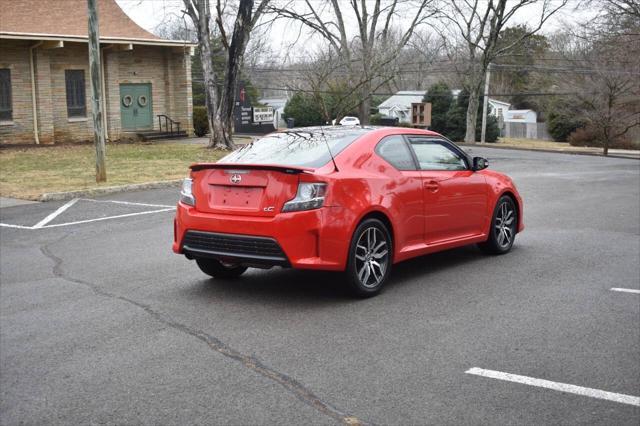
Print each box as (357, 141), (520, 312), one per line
(283, 92), (325, 127)
(423, 82), (453, 134)
(445, 90), (499, 142)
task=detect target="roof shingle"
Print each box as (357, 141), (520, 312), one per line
(0, 0), (161, 41)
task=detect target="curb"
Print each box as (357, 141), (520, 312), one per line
(39, 179), (183, 202)
(457, 143), (640, 160)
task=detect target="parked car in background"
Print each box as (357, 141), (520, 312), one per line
(173, 127), (524, 297)
(339, 116), (360, 126)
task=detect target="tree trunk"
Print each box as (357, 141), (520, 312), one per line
(359, 92), (371, 125)
(465, 89), (480, 143)
(603, 127), (610, 156)
(215, 56), (239, 150)
(211, 115), (232, 149)
(198, 41), (221, 149)
(214, 0), (255, 150)
(190, 0), (220, 149)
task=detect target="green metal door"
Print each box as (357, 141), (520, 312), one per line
(120, 84), (152, 130)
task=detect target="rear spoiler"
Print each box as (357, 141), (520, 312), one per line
(189, 163), (313, 174)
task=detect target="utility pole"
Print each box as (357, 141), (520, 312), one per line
(87, 0), (107, 182)
(480, 63), (491, 144)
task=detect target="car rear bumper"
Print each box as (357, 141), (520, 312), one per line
(173, 202), (349, 271)
(181, 230), (290, 267)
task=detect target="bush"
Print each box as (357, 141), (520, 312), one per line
(546, 100), (585, 142)
(283, 92), (325, 127)
(370, 113), (383, 124)
(568, 126), (637, 149)
(476, 113), (500, 143)
(193, 106), (209, 137)
(567, 126), (601, 147)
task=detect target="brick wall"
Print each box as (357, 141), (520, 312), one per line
(104, 45), (192, 139)
(49, 42), (93, 143)
(0, 39), (193, 145)
(0, 40), (35, 144)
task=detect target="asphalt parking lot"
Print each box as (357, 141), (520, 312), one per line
(1, 147), (639, 425)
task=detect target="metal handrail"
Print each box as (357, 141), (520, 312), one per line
(157, 114), (181, 136)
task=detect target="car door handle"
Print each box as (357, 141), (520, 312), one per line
(425, 180), (439, 191)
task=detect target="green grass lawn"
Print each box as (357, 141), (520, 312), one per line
(0, 143), (226, 200)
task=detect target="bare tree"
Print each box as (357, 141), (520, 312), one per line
(183, 0), (269, 149)
(270, 0), (435, 125)
(601, 0), (640, 20)
(435, 0), (567, 143)
(564, 0), (640, 155)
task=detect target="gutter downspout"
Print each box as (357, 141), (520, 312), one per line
(100, 44), (113, 141)
(29, 41), (43, 144)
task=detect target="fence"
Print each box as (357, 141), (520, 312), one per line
(502, 122), (551, 140)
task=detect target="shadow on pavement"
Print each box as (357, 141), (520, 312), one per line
(179, 245), (495, 305)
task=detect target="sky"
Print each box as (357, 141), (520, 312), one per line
(116, 0), (601, 61)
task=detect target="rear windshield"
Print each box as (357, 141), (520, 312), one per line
(219, 128), (369, 168)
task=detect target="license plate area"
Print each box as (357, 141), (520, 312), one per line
(209, 185), (263, 210)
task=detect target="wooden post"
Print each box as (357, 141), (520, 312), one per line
(480, 63), (492, 144)
(87, 0), (107, 182)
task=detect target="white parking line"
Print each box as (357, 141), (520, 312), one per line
(79, 198), (174, 208)
(610, 288), (640, 294)
(466, 367), (640, 406)
(0, 223), (34, 229)
(39, 208), (175, 229)
(32, 198), (79, 229)
(0, 199), (175, 230)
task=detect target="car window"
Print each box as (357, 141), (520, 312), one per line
(219, 128), (369, 168)
(375, 135), (416, 170)
(408, 138), (467, 171)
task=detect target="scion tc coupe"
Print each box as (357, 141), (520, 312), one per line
(173, 126), (524, 297)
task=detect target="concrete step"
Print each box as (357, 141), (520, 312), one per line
(137, 131), (188, 141)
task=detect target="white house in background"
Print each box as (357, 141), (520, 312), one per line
(504, 109), (537, 123)
(377, 91), (426, 123)
(488, 99), (511, 120)
(259, 98), (288, 128)
(378, 90), (511, 124)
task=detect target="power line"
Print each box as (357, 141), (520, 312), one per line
(490, 63), (640, 75)
(233, 86), (592, 98)
(198, 63), (639, 76)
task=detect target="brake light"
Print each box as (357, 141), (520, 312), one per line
(180, 178), (196, 206)
(282, 182), (327, 212)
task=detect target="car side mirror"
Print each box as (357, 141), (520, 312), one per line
(472, 157), (488, 171)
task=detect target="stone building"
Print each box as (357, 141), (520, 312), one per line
(0, 0), (194, 145)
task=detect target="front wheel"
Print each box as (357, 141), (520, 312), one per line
(345, 218), (392, 298)
(196, 258), (248, 279)
(478, 195), (517, 254)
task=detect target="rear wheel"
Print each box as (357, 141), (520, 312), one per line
(345, 218), (392, 297)
(478, 195), (517, 254)
(196, 258), (248, 279)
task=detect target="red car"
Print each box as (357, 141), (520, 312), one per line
(173, 126), (524, 296)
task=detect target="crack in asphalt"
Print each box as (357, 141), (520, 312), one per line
(40, 237), (365, 426)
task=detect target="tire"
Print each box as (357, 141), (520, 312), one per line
(196, 258), (248, 279)
(345, 218), (393, 297)
(478, 195), (518, 255)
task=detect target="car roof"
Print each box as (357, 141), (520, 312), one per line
(277, 126), (441, 138)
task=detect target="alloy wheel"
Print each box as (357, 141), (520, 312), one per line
(354, 227), (389, 288)
(494, 201), (515, 248)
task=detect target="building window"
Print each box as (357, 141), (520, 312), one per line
(65, 70), (86, 117)
(0, 69), (12, 121)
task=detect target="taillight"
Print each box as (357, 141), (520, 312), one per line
(180, 178), (195, 206)
(282, 182), (327, 212)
